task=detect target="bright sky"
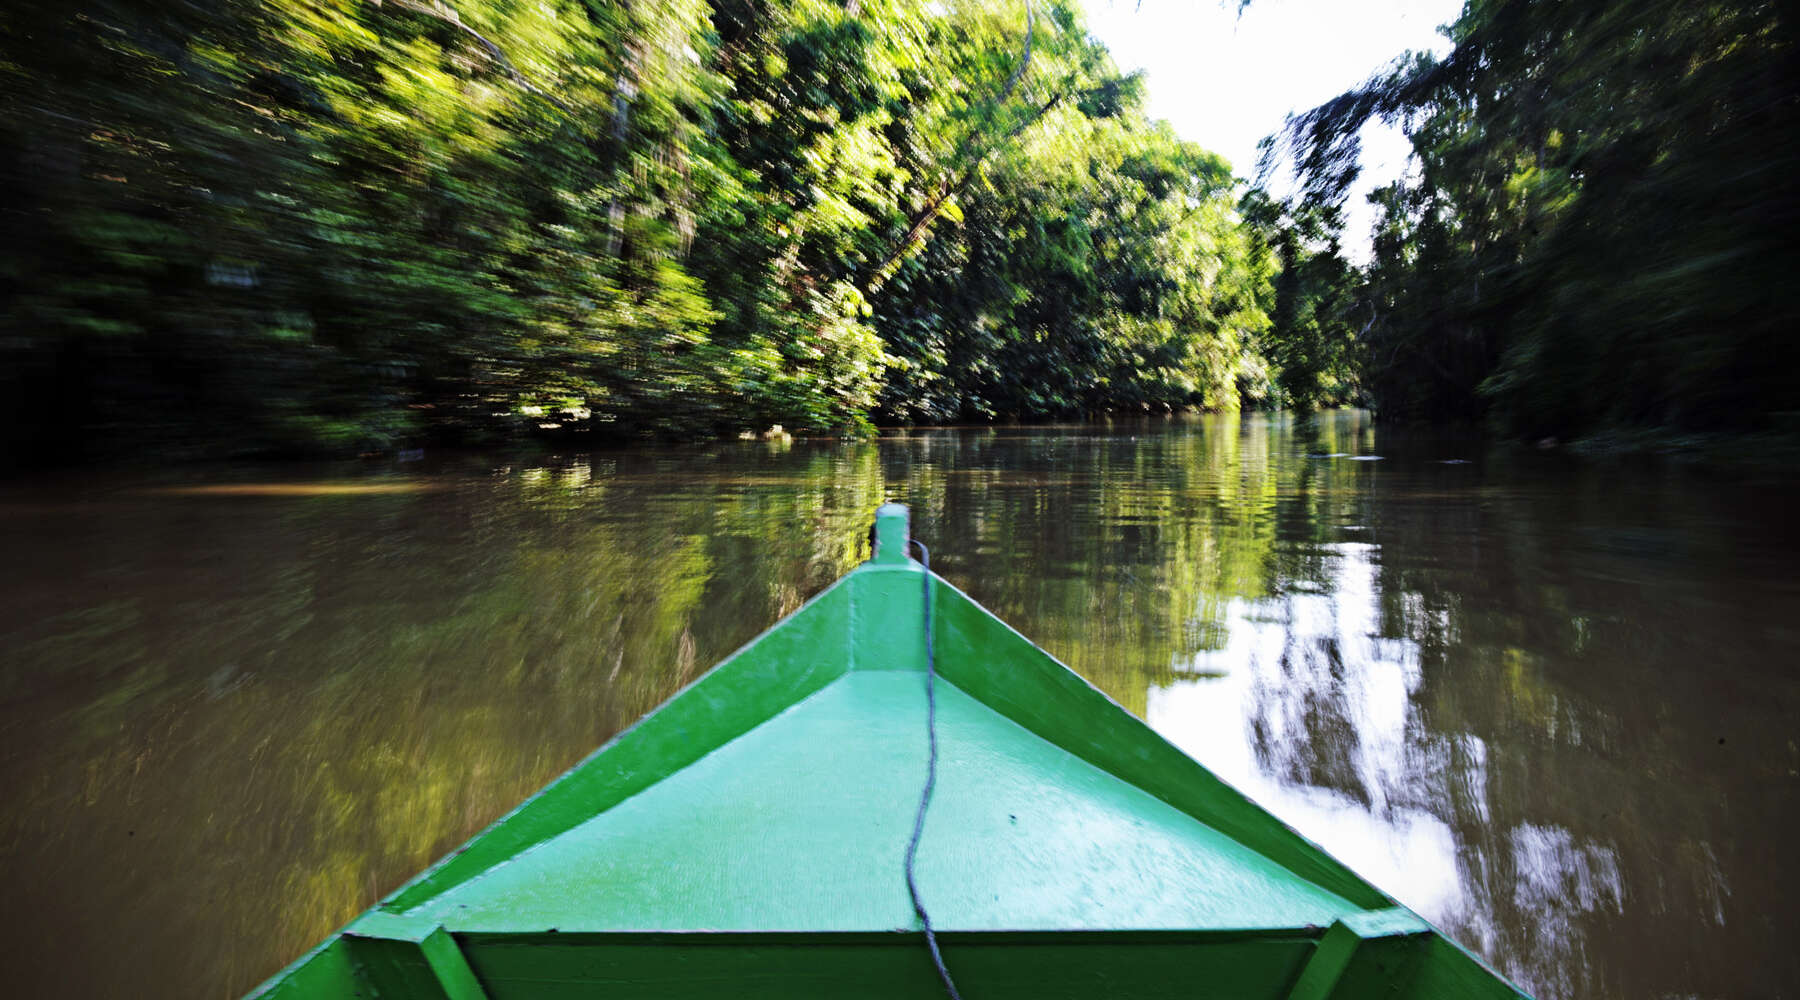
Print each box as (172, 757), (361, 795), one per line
(1083, 0), (1463, 254)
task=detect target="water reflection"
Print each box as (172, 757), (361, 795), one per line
(1146, 544), (1627, 997)
(1, 412), (1796, 999)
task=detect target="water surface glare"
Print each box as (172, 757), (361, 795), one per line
(2, 411), (1796, 999)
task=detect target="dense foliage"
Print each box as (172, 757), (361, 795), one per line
(1238, 191), (1361, 411)
(1267, 0), (1799, 439)
(0, 0), (1278, 464)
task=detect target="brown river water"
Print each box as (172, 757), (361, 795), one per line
(2, 411), (1797, 999)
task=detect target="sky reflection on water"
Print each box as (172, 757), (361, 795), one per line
(1147, 542), (1629, 999)
(1, 412), (1796, 999)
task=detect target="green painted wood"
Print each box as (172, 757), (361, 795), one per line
(454, 932), (1319, 1000)
(344, 913), (490, 999)
(1284, 922), (1362, 1000)
(347, 909), (450, 941)
(246, 940), (365, 999)
(246, 505), (1534, 1000)
(849, 565), (930, 671)
(1284, 909), (1433, 1000)
(926, 574), (1390, 909)
(382, 576), (856, 911)
(1326, 933), (1429, 1000)
(419, 930), (490, 1000)
(346, 935), (440, 999)
(1337, 907), (1431, 939)
(1400, 936), (1532, 1000)
(401, 672), (1359, 933)
(871, 502), (912, 565)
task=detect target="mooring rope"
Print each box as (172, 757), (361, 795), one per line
(904, 539), (964, 1000)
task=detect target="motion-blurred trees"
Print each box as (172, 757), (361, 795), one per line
(1267, 0), (1798, 439)
(1238, 190), (1361, 412)
(0, 0), (1278, 465)
(872, 19), (1275, 422)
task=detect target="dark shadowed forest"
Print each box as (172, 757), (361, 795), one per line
(1262, 0), (1798, 439)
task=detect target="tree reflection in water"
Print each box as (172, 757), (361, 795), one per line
(1, 412), (1795, 999)
(1148, 541), (1634, 999)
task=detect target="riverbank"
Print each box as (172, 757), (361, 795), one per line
(1561, 425), (1800, 474)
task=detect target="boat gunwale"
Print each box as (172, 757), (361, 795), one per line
(246, 567), (877, 998)
(245, 516), (1535, 1000)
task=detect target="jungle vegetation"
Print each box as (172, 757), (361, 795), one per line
(1265, 0), (1798, 441)
(1, 0), (1792, 465)
(0, 0), (1277, 464)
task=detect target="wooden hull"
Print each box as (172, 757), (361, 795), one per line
(249, 505), (1531, 999)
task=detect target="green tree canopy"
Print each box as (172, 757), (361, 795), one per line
(1264, 0), (1798, 438)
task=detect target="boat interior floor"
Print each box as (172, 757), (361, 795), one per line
(401, 671), (1361, 934)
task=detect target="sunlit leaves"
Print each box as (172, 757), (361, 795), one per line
(0, 0), (1295, 463)
(871, 20), (1273, 423)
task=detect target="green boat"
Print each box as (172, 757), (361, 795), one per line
(249, 504), (1531, 1000)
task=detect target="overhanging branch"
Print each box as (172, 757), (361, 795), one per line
(862, 1), (1048, 292)
(385, 0), (573, 115)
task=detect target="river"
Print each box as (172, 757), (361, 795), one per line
(2, 411), (1796, 999)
